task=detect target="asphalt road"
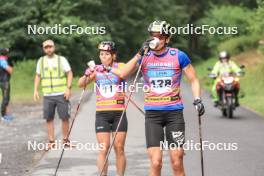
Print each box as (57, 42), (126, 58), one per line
(28, 82), (264, 176)
(0, 103), (46, 176)
(0, 95), (79, 176)
(2, 82), (264, 176)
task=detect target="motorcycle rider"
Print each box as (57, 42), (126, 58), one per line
(210, 51), (242, 107)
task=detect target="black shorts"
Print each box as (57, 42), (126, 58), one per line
(145, 110), (185, 148)
(43, 95), (71, 121)
(95, 111), (128, 133)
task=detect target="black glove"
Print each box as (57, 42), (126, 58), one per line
(193, 98), (205, 116)
(138, 39), (152, 56)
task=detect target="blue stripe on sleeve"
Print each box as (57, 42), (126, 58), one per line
(178, 50), (191, 69)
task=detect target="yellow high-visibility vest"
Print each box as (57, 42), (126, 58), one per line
(40, 55), (67, 94)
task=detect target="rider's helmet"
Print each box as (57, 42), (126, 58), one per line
(148, 20), (171, 37)
(98, 41), (117, 53)
(0, 48), (9, 55)
(219, 51), (230, 61)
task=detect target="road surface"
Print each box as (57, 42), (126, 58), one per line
(4, 83), (264, 176)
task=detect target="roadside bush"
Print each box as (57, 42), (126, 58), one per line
(198, 5), (253, 54)
(218, 34), (260, 55)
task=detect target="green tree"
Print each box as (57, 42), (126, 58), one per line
(197, 5), (253, 56)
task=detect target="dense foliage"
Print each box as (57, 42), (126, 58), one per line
(0, 0), (262, 74)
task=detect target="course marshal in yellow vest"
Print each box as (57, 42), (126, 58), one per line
(39, 55), (67, 94)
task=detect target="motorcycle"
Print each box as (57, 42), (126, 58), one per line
(208, 65), (245, 118)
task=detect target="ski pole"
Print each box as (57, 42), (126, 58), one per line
(101, 72), (145, 115)
(198, 114), (205, 176)
(54, 87), (87, 176)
